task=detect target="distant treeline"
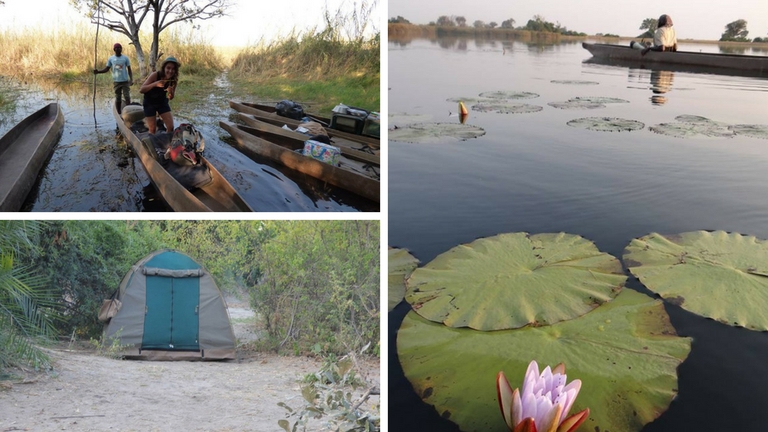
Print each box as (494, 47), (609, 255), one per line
(389, 14), (587, 37)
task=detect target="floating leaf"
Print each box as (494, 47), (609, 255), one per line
(572, 97), (629, 104)
(446, 97), (495, 104)
(405, 233), (626, 330)
(624, 230), (768, 331)
(674, 115), (718, 125)
(388, 248), (419, 312)
(478, 91), (540, 100)
(471, 103), (543, 114)
(550, 80), (599, 85)
(649, 122), (734, 139)
(389, 123), (486, 144)
(397, 289), (691, 432)
(729, 124), (768, 140)
(389, 112), (433, 127)
(548, 100), (606, 110)
(567, 117), (645, 132)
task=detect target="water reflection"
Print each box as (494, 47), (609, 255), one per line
(650, 70), (675, 105)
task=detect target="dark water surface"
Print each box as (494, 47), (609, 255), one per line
(389, 38), (768, 432)
(0, 73), (376, 212)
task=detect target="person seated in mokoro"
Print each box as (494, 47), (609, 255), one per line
(139, 56), (180, 134)
(642, 14), (677, 56)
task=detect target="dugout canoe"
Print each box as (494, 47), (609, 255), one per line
(229, 101), (380, 149)
(114, 104), (253, 212)
(0, 103), (64, 211)
(219, 120), (379, 203)
(236, 113), (379, 166)
(582, 43), (768, 74)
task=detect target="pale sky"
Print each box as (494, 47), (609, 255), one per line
(0, 0), (380, 46)
(388, 0), (768, 41)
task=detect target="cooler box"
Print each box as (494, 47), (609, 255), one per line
(362, 112), (380, 138)
(330, 113), (365, 135)
(303, 140), (341, 166)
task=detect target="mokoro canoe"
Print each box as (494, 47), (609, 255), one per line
(219, 120), (379, 203)
(236, 113), (379, 166)
(114, 104), (253, 212)
(229, 101), (380, 149)
(582, 43), (768, 74)
(0, 103), (64, 211)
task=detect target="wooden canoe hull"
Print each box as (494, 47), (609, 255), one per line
(236, 113), (380, 166)
(219, 120), (379, 203)
(0, 103), (64, 211)
(582, 43), (768, 74)
(229, 101), (380, 149)
(113, 104), (253, 212)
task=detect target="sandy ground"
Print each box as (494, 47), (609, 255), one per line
(0, 299), (380, 432)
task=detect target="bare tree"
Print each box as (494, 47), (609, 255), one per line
(71, 0), (232, 76)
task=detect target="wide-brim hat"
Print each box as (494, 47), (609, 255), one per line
(161, 56), (181, 68)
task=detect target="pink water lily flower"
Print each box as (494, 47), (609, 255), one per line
(497, 361), (590, 432)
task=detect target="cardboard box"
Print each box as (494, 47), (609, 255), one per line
(303, 140), (341, 166)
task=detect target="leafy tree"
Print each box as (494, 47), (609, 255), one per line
(70, 0), (232, 75)
(638, 17), (658, 38)
(389, 15), (410, 24)
(501, 18), (516, 29)
(455, 16), (467, 27)
(489, 21), (498, 29)
(473, 20), (485, 28)
(721, 19), (749, 41)
(436, 15), (455, 26)
(249, 221), (379, 355)
(0, 221), (57, 373)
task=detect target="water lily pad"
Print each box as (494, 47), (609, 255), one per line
(389, 123), (486, 144)
(405, 233), (626, 330)
(398, 289), (692, 432)
(388, 248), (419, 312)
(389, 112), (433, 127)
(478, 91), (540, 100)
(471, 103), (543, 114)
(649, 122), (734, 138)
(674, 114), (717, 124)
(550, 80), (599, 85)
(446, 97), (495, 104)
(567, 117), (645, 132)
(624, 230), (768, 331)
(729, 124), (768, 139)
(548, 100), (606, 110)
(572, 97), (629, 104)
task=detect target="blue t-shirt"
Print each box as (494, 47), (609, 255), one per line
(106, 55), (131, 83)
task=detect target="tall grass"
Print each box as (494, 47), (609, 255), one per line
(0, 24), (224, 82)
(229, 5), (380, 112)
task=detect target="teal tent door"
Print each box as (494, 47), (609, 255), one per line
(142, 275), (200, 350)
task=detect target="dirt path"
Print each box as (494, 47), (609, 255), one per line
(0, 300), (379, 432)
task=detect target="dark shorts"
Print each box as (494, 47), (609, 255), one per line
(143, 99), (171, 117)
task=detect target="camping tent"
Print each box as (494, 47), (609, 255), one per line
(104, 250), (236, 360)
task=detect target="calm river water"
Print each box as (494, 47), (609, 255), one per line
(389, 37), (768, 431)
(0, 74), (376, 212)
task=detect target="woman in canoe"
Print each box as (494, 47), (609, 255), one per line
(139, 56), (180, 134)
(642, 14), (677, 55)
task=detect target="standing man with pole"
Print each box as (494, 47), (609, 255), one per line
(94, 43), (133, 115)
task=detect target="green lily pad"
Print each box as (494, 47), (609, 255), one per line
(729, 124), (768, 139)
(446, 97), (495, 104)
(389, 122), (486, 144)
(405, 233), (626, 330)
(674, 115), (718, 124)
(389, 112), (433, 128)
(573, 97), (629, 104)
(388, 248), (419, 312)
(398, 289), (691, 432)
(471, 103), (543, 114)
(649, 122), (734, 138)
(550, 80), (600, 85)
(478, 91), (540, 100)
(624, 230), (768, 331)
(567, 117), (645, 132)
(548, 100), (606, 110)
